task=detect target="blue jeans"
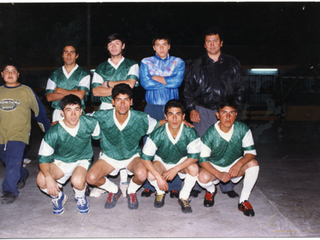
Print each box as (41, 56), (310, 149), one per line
(0, 141), (28, 197)
(143, 102), (182, 192)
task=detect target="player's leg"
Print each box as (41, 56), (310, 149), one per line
(86, 159), (121, 209)
(236, 159), (259, 217)
(71, 165), (89, 214)
(37, 162), (67, 215)
(147, 161), (167, 208)
(126, 157), (148, 209)
(198, 167), (218, 207)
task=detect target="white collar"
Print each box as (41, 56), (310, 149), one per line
(166, 123), (183, 145)
(113, 108), (130, 131)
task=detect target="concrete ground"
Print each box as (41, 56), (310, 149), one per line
(1, 119), (320, 238)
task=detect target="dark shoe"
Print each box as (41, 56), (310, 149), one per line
(224, 190), (239, 198)
(104, 188), (122, 209)
(154, 193), (165, 208)
(141, 188), (154, 197)
(126, 191), (139, 209)
(170, 190), (179, 198)
(1, 191), (17, 205)
(178, 198), (192, 213)
(204, 190), (216, 207)
(190, 189), (200, 198)
(85, 184), (91, 197)
(238, 200), (255, 217)
(17, 171), (29, 189)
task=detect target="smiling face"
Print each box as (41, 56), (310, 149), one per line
(153, 39), (170, 59)
(107, 39), (125, 57)
(215, 106), (237, 133)
(165, 107), (185, 132)
(62, 46), (79, 66)
(112, 93), (133, 116)
(60, 104), (82, 128)
(1, 65), (19, 87)
(204, 34), (223, 59)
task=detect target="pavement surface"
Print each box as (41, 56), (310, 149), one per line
(1, 119), (320, 238)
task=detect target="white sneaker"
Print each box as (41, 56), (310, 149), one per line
(120, 182), (128, 197)
(89, 187), (106, 198)
(23, 158), (32, 164)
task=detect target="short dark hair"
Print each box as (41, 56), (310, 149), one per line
(165, 99), (185, 114)
(63, 41), (78, 54)
(152, 33), (171, 46)
(60, 94), (81, 110)
(112, 83), (133, 100)
(1, 60), (20, 73)
(217, 100), (239, 112)
(203, 26), (224, 42)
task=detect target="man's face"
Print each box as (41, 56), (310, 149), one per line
(1, 65), (19, 86)
(165, 107), (185, 131)
(204, 34), (223, 57)
(153, 39), (170, 59)
(60, 104), (82, 128)
(107, 39), (125, 57)
(112, 93), (133, 116)
(62, 46), (79, 66)
(216, 106), (237, 132)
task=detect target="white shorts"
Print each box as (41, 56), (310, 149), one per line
(52, 109), (63, 122)
(54, 159), (90, 184)
(210, 158), (243, 184)
(154, 155), (188, 179)
(99, 152), (138, 176)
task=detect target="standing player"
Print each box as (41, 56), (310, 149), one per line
(91, 33), (139, 110)
(197, 93), (259, 217)
(141, 100), (200, 213)
(87, 84), (167, 210)
(37, 94), (101, 215)
(46, 42), (90, 122)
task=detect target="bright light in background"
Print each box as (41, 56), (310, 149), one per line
(251, 68), (278, 72)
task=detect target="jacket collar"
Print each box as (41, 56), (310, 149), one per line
(154, 53), (170, 61)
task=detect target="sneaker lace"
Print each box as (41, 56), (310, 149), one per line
(205, 192), (213, 201)
(52, 197), (59, 207)
(181, 199), (190, 207)
(129, 193), (136, 203)
(76, 197), (86, 206)
(156, 194), (164, 202)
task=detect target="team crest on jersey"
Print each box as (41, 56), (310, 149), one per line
(0, 99), (20, 111)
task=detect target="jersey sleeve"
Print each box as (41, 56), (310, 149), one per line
(91, 72), (104, 89)
(92, 121), (101, 140)
(78, 75), (91, 95)
(199, 138), (212, 163)
(146, 115), (160, 135)
(37, 138), (55, 164)
(45, 78), (56, 94)
(127, 63), (140, 87)
(242, 129), (256, 156)
(187, 137), (201, 159)
(140, 137), (158, 161)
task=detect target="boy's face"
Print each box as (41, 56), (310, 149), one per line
(60, 104), (82, 128)
(1, 65), (19, 87)
(112, 93), (132, 116)
(215, 106), (237, 132)
(165, 107), (185, 131)
(153, 39), (170, 59)
(107, 39), (125, 57)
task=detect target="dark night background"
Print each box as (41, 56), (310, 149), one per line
(0, 2), (319, 68)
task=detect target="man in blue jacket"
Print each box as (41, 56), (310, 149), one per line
(140, 34), (185, 198)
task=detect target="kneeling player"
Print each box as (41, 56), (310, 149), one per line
(37, 94), (101, 215)
(141, 100), (200, 213)
(198, 99), (259, 217)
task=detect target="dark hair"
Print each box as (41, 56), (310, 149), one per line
(203, 26), (224, 43)
(106, 33), (126, 55)
(63, 41), (78, 54)
(165, 99), (185, 114)
(152, 33), (171, 46)
(112, 83), (133, 100)
(60, 94), (81, 110)
(1, 60), (20, 72)
(217, 99), (239, 112)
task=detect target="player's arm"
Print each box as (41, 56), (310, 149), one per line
(141, 159), (168, 191)
(161, 60), (185, 88)
(199, 161), (231, 183)
(151, 75), (166, 85)
(163, 158), (197, 181)
(38, 163), (60, 197)
(228, 153), (256, 178)
(106, 79), (136, 88)
(54, 88), (86, 100)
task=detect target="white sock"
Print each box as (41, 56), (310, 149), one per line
(40, 188), (62, 198)
(99, 177), (118, 193)
(120, 169), (128, 183)
(74, 187), (86, 198)
(179, 174), (197, 199)
(127, 178), (141, 194)
(198, 180), (216, 193)
(149, 179), (165, 195)
(239, 166), (259, 203)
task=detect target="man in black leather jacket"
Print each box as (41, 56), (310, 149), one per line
(184, 26), (244, 201)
